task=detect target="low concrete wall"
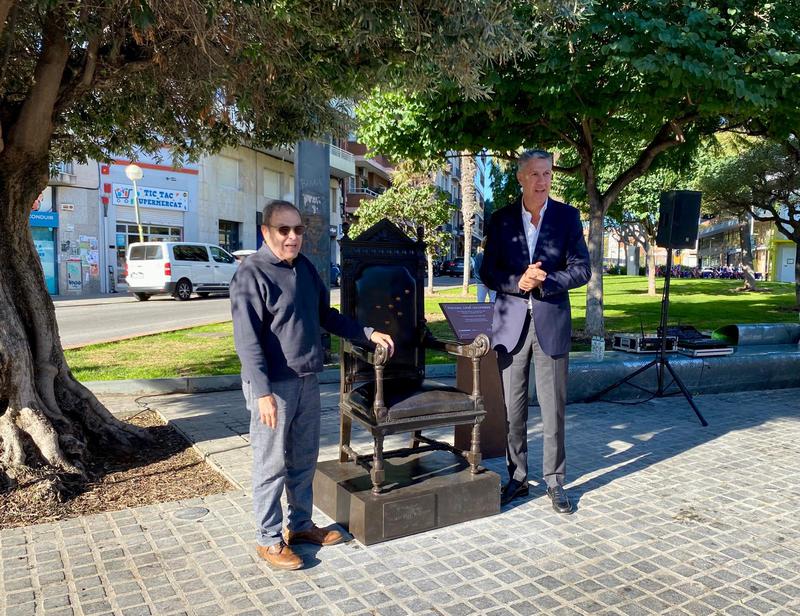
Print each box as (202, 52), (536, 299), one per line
(84, 363), (457, 396)
(84, 345), (800, 404)
(564, 344), (800, 404)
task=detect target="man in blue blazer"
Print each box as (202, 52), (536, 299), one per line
(480, 149), (591, 512)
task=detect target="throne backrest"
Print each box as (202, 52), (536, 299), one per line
(340, 219), (426, 384)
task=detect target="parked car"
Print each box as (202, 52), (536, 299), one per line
(445, 257), (465, 277)
(330, 263), (342, 287)
(125, 241), (238, 301)
(232, 248), (256, 263)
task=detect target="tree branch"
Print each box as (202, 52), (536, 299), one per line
(5, 11), (69, 157)
(602, 113), (699, 210)
(539, 118), (578, 149)
(554, 163), (581, 174)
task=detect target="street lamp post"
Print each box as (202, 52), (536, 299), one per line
(125, 164), (144, 242)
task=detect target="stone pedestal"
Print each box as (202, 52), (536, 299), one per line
(454, 351), (506, 458)
(313, 450), (500, 545)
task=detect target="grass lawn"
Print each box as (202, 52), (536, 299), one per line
(67, 277), (797, 382)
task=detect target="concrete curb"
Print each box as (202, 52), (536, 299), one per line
(84, 363), (457, 396)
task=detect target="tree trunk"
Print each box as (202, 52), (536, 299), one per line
(737, 214), (758, 291)
(585, 201), (605, 337)
(461, 153), (477, 296)
(795, 241), (800, 306)
(646, 240), (657, 296)
(0, 151), (147, 492)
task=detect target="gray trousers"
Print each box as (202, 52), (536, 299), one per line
(245, 374), (320, 547)
(497, 313), (568, 488)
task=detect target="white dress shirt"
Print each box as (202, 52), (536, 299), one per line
(521, 198), (548, 309)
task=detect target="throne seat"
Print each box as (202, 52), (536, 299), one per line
(347, 379), (476, 422)
(337, 219), (490, 495)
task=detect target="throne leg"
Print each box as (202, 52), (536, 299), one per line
(339, 412), (352, 463)
(370, 433), (385, 495)
(410, 430), (422, 449)
(466, 420), (482, 475)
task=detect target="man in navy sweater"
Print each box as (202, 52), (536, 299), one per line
(231, 200), (394, 570)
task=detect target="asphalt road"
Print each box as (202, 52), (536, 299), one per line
(55, 294), (237, 349)
(56, 276), (469, 348)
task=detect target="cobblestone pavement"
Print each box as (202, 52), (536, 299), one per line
(2, 384), (800, 616)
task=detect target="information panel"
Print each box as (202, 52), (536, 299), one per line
(439, 302), (494, 343)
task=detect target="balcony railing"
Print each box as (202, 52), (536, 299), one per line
(350, 187), (380, 197)
(699, 218), (740, 238)
(329, 144), (355, 162)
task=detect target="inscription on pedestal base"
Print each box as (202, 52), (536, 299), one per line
(313, 450), (500, 545)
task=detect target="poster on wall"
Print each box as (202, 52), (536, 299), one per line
(66, 259), (82, 291)
(79, 235), (90, 265)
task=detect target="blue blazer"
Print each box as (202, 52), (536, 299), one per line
(480, 198), (591, 357)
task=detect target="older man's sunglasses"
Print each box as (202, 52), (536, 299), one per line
(269, 224), (306, 237)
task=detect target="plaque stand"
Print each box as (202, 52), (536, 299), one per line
(314, 450), (500, 545)
(439, 302), (506, 459)
(454, 350), (506, 458)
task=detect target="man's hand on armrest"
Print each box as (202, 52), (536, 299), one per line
(370, 331), (395, 357)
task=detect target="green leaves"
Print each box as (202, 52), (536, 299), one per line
(349, 163), (453, 256)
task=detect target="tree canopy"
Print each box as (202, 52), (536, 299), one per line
(0, 0), (568, 489)
(356, 0), (800, 335)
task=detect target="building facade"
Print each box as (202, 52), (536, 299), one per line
(29, 142), (354, 296)
(29, 162), (104, 296)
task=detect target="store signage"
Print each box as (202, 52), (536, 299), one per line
(112, 183), (189, 211)
(29, 211), (59, 227)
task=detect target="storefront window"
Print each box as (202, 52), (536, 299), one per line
(218, 220), (241, 252)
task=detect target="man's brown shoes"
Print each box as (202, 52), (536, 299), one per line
(285, 524), (345, 547)
(255, 541), (303, 570)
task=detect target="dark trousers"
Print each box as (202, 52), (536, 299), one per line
(497, 312), (568, 488)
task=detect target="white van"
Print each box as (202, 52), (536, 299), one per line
(125, 241), (238, 301)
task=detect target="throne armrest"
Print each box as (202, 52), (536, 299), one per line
(342, 340), (390, 366)
(423, 332), (491, 359)
(424, 332), (490, 399)
(341, 339), (390, 420)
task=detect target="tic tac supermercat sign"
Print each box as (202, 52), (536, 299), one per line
(112, 183), (189, 211)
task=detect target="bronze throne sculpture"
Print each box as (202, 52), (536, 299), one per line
(338, 219), (490, 495)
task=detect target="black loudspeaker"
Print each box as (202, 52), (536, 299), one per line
(656, 190), (701, 249)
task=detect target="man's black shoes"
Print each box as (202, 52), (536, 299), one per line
(547, 485), (573, 514)
(500, 479), (529, 506)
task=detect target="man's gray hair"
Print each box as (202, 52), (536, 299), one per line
(262, 200), (300, 226)
(517, 149), (553, 170)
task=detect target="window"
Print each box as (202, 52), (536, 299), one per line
(129, 246), (146, 260)
(145, 245), (162, 259)
(218, 156), (239, 189)
(57, 161), (74, 175)
(173, 245), (209, 261)
(330, 188), (338, 214)
(210, 246), (235, 264)
(264, 169), (281, 199)
(284, 175), (295, 203)
(218, 220), (241, 252)
(127, 244), (163, 261)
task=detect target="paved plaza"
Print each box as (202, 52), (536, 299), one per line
(1, 382), (799, 616)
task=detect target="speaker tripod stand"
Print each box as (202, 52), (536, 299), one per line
(588, 248), (708, 427)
